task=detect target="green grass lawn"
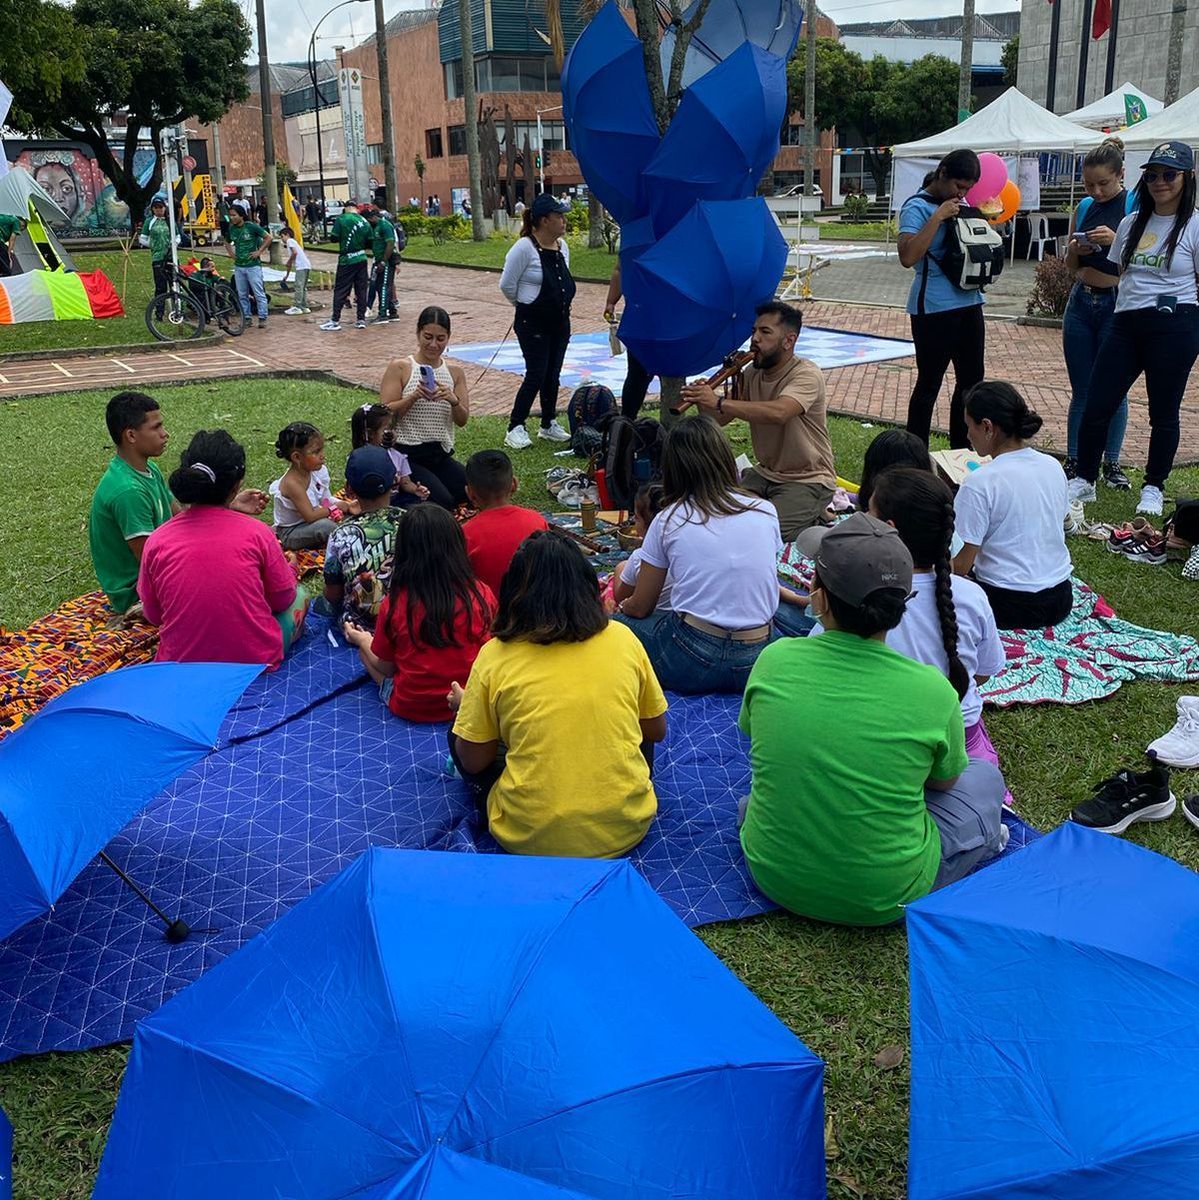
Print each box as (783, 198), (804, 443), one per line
(1, 377), (1198, 1198)
(818, 220), (898, 243)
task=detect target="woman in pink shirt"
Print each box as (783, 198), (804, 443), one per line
(138, 430), (308, 667)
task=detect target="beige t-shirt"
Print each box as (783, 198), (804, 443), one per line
(743, 356), (836, 488)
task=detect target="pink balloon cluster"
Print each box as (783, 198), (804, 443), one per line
(965, 153), (1010, 208)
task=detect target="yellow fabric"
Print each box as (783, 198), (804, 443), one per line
(453, 622), (668, 858)
(282, 182), (304, 247)
(45, 272), (92, 320)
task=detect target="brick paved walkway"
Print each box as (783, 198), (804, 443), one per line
(2, 259), (1196, 464)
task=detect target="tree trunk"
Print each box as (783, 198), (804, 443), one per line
(459, 0), (487, 239)
(864, 148), (891, 201)
(587, 193), (604, 248)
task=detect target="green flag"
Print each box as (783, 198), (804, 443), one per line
(1125, 94), (1148, 125)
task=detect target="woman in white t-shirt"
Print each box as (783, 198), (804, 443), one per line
(281, 233), (312, 315)
(614, 416), (784, 694)
(378, 305), (471, 508)
(953, 382), (1073, 630)
(1070, 141), (1199, 517)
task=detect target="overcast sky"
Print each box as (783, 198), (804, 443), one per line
(260, 0), (1020, 68)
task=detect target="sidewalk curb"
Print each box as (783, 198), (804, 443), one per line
(0, 332), (227, 364)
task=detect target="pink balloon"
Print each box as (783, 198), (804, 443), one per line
(966, 153), (1009, 206)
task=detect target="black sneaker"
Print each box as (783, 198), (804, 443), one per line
(1102, 461), (1132, 490)
(1182, 795), (1199, 830)
(1063, 457), (1078, 480)
(1070, 765), (1176, 834)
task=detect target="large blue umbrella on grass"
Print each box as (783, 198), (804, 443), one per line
(94, 849), (826, 1199)
(619, 196), (788, 378)
(0, 661), (261, 943)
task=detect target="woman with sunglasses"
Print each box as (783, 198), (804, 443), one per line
(1069, 141), (1199, 517)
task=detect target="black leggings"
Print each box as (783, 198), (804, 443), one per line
(1078, 305), (1199, 488)
(509, 314), (570, 429)
(397, 442), (467, 509)
(977, 577), (1072, 631)
(907, 304), (986, 448)
(621, 350), (654, 419)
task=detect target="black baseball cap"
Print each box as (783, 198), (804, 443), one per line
(345, 446), (395, 499)
(530, 193), (571, 220)
(1145, 141), (1195, 172)
(794, 513), (914, 606)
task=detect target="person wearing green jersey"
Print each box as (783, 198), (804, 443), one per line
(224, 203), (272, 328)
(320, 203), (372, 331)
(143, 197), (174, 319)
(0, 211), (25, 276)
(363, 206), (399, 323)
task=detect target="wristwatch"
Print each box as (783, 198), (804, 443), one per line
(716, 393), (724, 414)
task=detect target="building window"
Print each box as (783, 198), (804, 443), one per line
(366, 143), (384, 161)
(443, 54), (559, 99)
(425, 128), (444, 158)
(445, 60), (464, 99)
(447, 125), (468, 156)
(498, 119), (569, 153)
(780, 123), (804, 147)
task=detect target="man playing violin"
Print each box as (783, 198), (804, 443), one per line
(678, 301), (835, 539)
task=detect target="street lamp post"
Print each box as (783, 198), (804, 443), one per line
(535, 104), (562, 196)
(308, 0), (370, 238)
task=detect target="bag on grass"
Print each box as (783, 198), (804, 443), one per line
(600, 415), (665, 510)
(568, 382), (616, 458)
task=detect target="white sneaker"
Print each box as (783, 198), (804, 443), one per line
(504, 425), (533, 450)
(319, 320), (341, 331)
(1185, 545), (1199, 582)
(537, 419), (571, 443)
(1067, 476), (1097, 505)
(1148, 696), (1199, 767)
(355, 319), (368, 330)
(1136, 484), (1164, 516)
(284, 306), (304, 316)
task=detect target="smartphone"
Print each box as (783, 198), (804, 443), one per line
(419, 363), (436, 392)
(1070, 232), (1094, 246)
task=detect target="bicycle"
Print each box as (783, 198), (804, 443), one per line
(145, 263), (247, 341)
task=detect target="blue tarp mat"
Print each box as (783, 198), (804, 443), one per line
(0, 642), (1038, 1061)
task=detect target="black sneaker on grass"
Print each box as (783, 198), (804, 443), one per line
(1071, 765), (1176, 834)
(1102, 461), (1132, 490)
(1183, 795), (1199, 831)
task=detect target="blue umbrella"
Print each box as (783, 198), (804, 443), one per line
(0, 661), (261, 943)
(619, 197), (788, 378)
(660, 0), (804, 90)
(643, 41), (789, 237)
(562, 0), (660, 224)
(908, 822), (1199, 1199)
(95, 849), (826, 1199)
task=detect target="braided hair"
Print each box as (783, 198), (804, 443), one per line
(869, 467), (970, 700)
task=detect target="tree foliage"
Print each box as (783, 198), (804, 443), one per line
(1002, 35), (1019, 88)
(4, 0), (250, 221)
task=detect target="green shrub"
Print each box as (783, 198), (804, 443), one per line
(1026, 253), (1074, 318)
(427, 214), (471, 244)
(397, 212), (427, 238)
(844, 193), (871, 220)
(568, 200), (589, 232)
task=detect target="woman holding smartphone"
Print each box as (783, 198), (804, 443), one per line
(379, 305), (471, 509)
(1062, 137), (1134, 488)
(1069, 141), (1199, 517)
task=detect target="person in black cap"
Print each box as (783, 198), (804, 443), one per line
(497, 192), (575, 449)
(1070, 139), (1199, 518)
(321, 444), (407, 630)
(738, 512), (1007, 927)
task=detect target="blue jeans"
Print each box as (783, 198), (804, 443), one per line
(1062, 283), (1126, 461)
(612, 611), (772, 695)
(234, 264), (268, 319)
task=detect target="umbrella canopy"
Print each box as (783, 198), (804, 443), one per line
(660, 0), (803, 91)
(908, 822), (1199, 1200)
(1062, 81), (1164, 130)
(95, 849), (825, 1199)
(642, 41), (788, 237)
(562, 1), (661, 225)
(619, 197), (788, 378)
(0, 661), (261, 942)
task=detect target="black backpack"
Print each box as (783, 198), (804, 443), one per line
(568, 382), (617, 458)
(600, 415), (665, 510)
(394, 220), (408, 251)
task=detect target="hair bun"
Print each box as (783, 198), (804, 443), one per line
(1103, 135), (1125, 153)
(1019, 411), (1044, 439)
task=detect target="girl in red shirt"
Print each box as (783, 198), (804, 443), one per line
(344, 504), (495, 722)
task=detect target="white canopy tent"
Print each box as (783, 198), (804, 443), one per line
(1062, 82), (1163, 130)
(1117, 83), (1199, 150)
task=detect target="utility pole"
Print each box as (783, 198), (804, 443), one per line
(211, 122), (225, 193)
(1165, 0), (1188, 104)
(804, 1), (817, 202)
(958, 0), (975, 121)
(459, 0), (487, 239)
(255, 0), (284, 264)
(1046, 0), (1063, 110)
(373, 0), (398, 208)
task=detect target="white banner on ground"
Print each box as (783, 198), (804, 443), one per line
(891, 156), (1041, 213)
(338, 67), (370, 203)
(0, 79), (12, 178)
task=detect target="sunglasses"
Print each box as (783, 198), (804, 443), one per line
(1144, 169), (1182, 183)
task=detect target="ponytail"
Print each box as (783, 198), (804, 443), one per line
(351, 403), (389, 449)
(870, 467), (969, 701)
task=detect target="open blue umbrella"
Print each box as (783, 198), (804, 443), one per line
(619, 197), (788, 378)
(660, 0), (804, 90)
(562, 0), (660, 224)
(908, 822), (1199, 1199)
(643, 41), (789, 236)
(0, 661), (261, 943)
(95, 849), (825, 1199)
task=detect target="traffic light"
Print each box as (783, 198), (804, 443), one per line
(534, 152), (542, 169)
(543, 149), (552, 169)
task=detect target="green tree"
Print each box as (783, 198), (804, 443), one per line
(0, 0), (87, 131)
(257, 160), (298, 189)
(1001, 35), (1019, 88)
(7, 0), (250, 222)
(785, 38), (868, 133)
(414, 153), (426, 205)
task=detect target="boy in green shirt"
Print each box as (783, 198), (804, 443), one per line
(224, 204), (272, 328)
(144, 197), (173, 319)
(320, 204), (372, 331)
(364, 206), (399, 324)
(0, 212), (25, 276)
(738, 514), (1007, 926)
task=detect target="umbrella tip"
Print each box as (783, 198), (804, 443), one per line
(164, 919), (191, 944)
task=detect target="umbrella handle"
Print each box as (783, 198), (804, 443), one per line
(99, 851), (191, 943)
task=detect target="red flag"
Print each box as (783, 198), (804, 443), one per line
(1093, 0), (1112, 37)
